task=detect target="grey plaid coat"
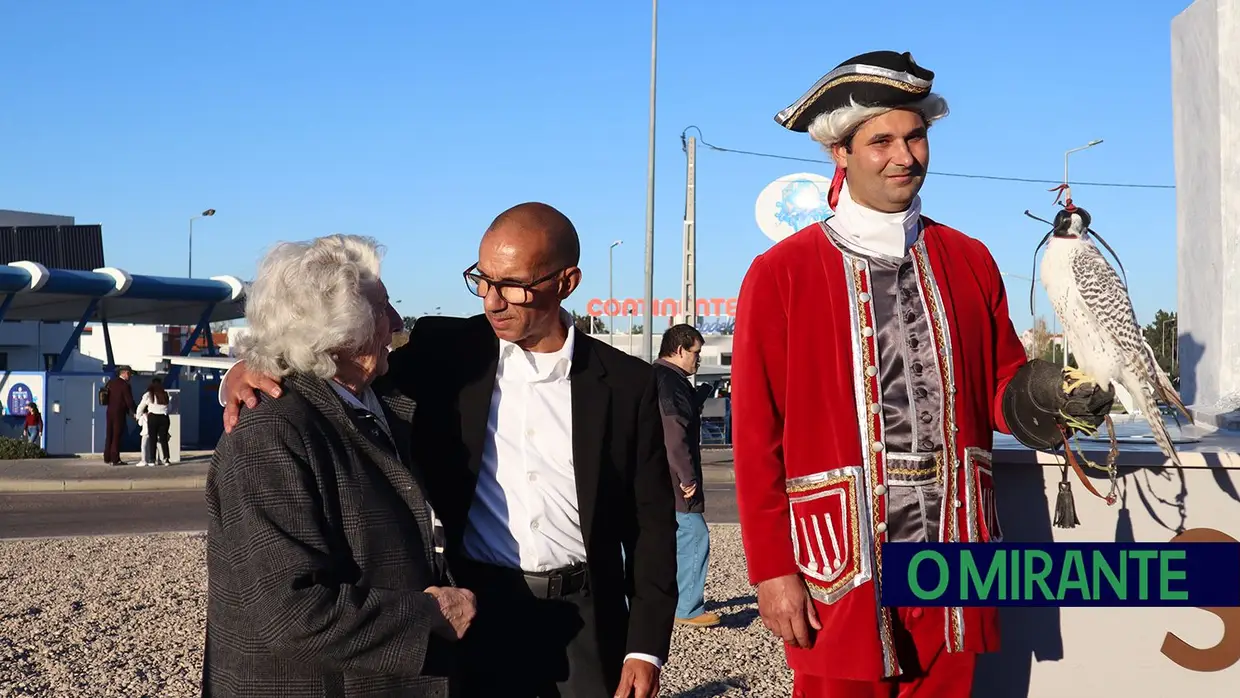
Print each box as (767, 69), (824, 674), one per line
(202, 373), (455, 697)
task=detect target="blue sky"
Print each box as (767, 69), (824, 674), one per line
(3, 0), (1190, 332)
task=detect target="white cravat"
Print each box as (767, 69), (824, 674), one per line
(828, 179), (922, 258)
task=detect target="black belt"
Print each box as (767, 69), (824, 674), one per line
(523, 563), (588, 599)
(455, 558), (589, 599)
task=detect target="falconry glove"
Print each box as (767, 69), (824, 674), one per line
(1002, 359), (1114, 451)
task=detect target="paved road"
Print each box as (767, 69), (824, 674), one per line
(0, 485), (740, 540)
(0, 490), (209, 539)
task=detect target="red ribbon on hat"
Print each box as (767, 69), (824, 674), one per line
(828, 167), (846, 210)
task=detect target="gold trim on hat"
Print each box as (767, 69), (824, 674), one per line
(781, 74), (931, 129)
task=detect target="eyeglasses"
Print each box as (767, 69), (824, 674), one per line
(463, 264), (565, 305)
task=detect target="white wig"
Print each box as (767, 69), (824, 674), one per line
(236, 234), (385, 380)
(807, 93), (950, 151)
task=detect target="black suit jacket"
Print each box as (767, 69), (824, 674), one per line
(380, 314), (678, 665)
(204, 373), (454, 697)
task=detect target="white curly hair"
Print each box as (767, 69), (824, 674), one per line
(807, 93), (950, 151)
(235, 234), (386, 380)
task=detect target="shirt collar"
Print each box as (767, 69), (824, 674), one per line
(827, 179), (923, 260)
(329, 381), (393, 439)
(654, 357), (689, 378)
(497, 309), (576, 382)
(329, 380), (381, 413)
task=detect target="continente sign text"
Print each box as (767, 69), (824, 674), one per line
(586, 297), (739, 318)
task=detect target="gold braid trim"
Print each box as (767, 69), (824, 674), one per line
(850, 259), (897, 675)
(788, 74), (931, 125)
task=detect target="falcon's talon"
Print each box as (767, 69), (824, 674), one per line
(1061, 366), (1094, 395)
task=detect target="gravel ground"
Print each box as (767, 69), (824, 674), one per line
(0, 525), (791, 697)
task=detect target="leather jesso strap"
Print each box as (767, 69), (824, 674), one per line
(1057, 424), (1110, 501)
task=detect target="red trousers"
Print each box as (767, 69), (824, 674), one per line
(792, 608), (977, 698)
(104, 412), (126, 464)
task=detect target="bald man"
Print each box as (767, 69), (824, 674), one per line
(220, 202), (679, 698)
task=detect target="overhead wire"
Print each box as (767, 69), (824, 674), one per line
(680, 127), (1175, 190)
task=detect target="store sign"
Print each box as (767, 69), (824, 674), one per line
(585, 297), (739, 318)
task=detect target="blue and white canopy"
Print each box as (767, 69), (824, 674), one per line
(0, 261), (246, 324)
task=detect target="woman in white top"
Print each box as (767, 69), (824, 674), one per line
(136, 378), (172, 465)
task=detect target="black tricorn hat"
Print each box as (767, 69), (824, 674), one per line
(1001, 359), (1068, 451)
(774, 50), (935, 133)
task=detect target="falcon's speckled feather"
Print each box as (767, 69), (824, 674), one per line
(1038, 193), (1190, 467)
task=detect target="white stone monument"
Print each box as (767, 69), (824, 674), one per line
(1172, 0), (1240, 429)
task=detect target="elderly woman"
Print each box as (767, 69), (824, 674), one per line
(203, 234), (475, 697)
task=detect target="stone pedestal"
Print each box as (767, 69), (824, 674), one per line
(1172, 0), (1240, 429)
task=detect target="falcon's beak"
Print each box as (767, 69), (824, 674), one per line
(1052, 216), (1073, 237)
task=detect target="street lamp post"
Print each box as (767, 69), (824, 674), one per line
(1161, 316), (1177, 374)
(1064, 139), (1103, 186)
(1001, 271), (1047, 359)
(641, 0), (658, 363)
(189, 208), (217, 277)
(609, 240), (622, 346)
(1060, 139), (1103, 367)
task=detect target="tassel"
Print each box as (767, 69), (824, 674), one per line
(827, 167), (846, 210)
(1053, 467), (1080, 529)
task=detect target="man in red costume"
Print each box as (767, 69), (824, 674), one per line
(731, 50), (1114, 697)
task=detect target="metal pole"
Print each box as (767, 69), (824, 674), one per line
(1162, 316), (1176, 372)
(641, 0), (658, 362)
(607, 245), (612, 347)
(609, 240), (622, 347)
(609, 245), (614, 346)
(1161, 321), (1168, 364)
(629, 310), (634, 355)
(188, 218), (194, 278)
(188, 209), (216, 279)
(682, 135), (697, 326)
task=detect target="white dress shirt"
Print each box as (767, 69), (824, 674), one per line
(460, 313), (662, 668)
(461, 317), (584, 570)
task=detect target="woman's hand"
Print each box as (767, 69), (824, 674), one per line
(424, 586), (477, 640)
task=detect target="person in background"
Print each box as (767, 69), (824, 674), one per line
(136, 408), (150, 467)
(136, 378), (172, 466)
(654, 323), (719, 629)
(203, 234), (472, 697)
(23, 403), (42, 445)
(102, 366), (135, 465)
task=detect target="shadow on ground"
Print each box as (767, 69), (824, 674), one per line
(706, 595), (760, 629)
(667, 677), (750, 697)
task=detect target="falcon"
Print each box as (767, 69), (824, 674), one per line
(1036, 185), (1191, 468)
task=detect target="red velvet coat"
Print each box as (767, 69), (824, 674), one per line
(731, 218), (1029, 681)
